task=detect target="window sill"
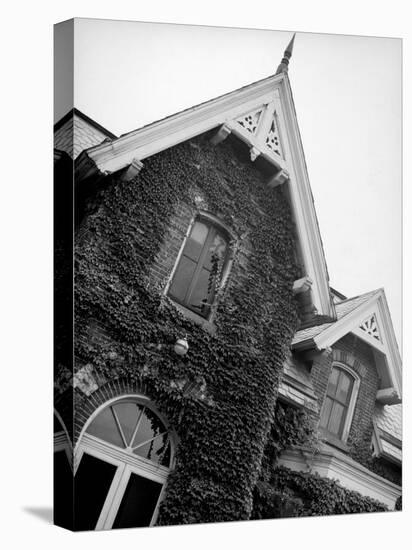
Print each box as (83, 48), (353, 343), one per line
(319, 429), (349, 453)
(169, 300), (217, 335)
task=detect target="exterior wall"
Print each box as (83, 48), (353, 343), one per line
(66, 132), (300, 524)
(307, 332), (401, 485)
(334, 334), (379, 449)
(310, 333), (379, 446)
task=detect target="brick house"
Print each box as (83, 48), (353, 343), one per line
(54, 37), (402, 530)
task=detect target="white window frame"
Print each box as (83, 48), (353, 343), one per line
(74, 395), (174, 530)
(164, 211), (236, 324)
(320, 362), (360, 444)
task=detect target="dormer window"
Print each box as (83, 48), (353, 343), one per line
(319, 364), (360, 443)
(167, 217), (231, 319)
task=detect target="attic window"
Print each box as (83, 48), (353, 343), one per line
(167, 217), (231, 319)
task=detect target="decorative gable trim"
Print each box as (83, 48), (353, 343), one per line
(75, 72), (334, 318)
(359, 314), (383, 343)
(294, 289), (401, 404)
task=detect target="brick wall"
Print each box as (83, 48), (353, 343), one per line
(70, 132), (299, 442)
(310, 333), (380, 458)
(63, 131), (302, 524)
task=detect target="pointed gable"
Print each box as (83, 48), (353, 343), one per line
(75, 71), (335, 320)
(293, 288), (402, 405)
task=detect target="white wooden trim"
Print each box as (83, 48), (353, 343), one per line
(331, 362), (361, 444)
(76, 432), (170, 530)
(75, 393), (176, 461)
(278, 445), (401, 509)
(275, 76), (334, 318)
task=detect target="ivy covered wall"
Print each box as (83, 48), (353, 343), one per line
(71, 132), (301, 524)
(252, 402), (388, 518)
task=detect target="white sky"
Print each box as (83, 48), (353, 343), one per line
(67, 18), (401, 346)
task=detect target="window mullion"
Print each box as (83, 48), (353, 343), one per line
(111, 407), (128, 449)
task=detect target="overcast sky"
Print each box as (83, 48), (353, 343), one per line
(64, 18), (401, 346)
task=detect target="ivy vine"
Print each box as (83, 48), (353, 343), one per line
(252, 402), (388, 518)
(72, 133), (300, 524)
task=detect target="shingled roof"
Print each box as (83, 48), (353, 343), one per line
(373, 403), (402, 463)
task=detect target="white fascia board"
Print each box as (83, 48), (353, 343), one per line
(313, 290), (402, 401)
(274, 76), (334, 319)
(81, 72), (334, 318)
(84, 75), (285, 174)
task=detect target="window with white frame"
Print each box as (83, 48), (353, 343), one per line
(167, 216), (232, 319)
(319, 364), (360, 443)
(74, 397), (173, 531)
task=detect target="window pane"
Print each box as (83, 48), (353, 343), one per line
(327, 402), (346, 436)
(183, 221), (209, 261)
(86, 406), (125, 448)
(112, 473), (163, 529)
(319, 396), (333, 429)
(133, 435), (170, 466)
(132, 407), (166, 451)
(326, 368), (340, 397)
(188, 268), (211, 313)
(336, 372), (353, 405)
(74, 453), (117, 531)
(168, 256), (197, 302)
(204, 232), (228, 270)
(190, 221), (209, 245)
(112, 402), (140, 446)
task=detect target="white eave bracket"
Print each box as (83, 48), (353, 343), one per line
(376, 388), (401, 405)
(120, 158), (144, 182)
(293, 275), (313, 294)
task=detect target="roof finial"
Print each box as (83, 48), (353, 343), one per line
(276, 33), (296, 75)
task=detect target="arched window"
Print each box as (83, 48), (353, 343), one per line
(319, 364), (360, 442)
(168, 216), (231, 319)
(74, 397), (173, 531)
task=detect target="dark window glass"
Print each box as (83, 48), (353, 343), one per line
(74, 453), (117, 531)
(112, 473), (163, 529)
(319, 368), (355, 439)
(168, 219), (230, 318)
